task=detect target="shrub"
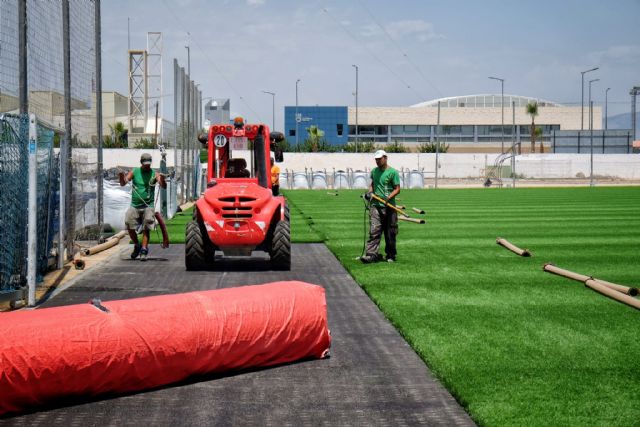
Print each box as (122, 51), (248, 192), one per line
(418, 141), (450, 153)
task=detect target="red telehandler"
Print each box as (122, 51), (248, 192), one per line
(185, 118), (289, 270)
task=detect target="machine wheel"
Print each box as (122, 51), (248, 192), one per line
(185, 220), (214, 271)
(270, 219), (291, 270)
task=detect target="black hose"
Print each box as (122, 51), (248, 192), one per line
(361, 195), (370, 257)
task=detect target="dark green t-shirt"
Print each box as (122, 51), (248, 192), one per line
(370, 166), (400, 206)
(131, 167), (156, 208)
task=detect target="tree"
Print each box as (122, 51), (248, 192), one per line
(535, 127), (544, 153)
(526, 102), (539, 153)
(304, 125), (325, 152)
(108, 122), (128, 148)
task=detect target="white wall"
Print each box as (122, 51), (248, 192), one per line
(73, 149), (640, 180)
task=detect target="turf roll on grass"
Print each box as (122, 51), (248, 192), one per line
(496, 237), (531, 257)
(543, 263), (639, 297)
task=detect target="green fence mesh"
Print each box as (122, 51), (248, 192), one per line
(0, 114), (59, 294)
(0, 115), (29, 292)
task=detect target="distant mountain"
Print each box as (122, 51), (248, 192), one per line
(604, 112), (640, 139)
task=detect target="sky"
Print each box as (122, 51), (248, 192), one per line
(101, 0), (640, 130)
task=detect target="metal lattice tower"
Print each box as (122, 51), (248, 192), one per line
(146, 32), (163, 133)
(128, 50), (147, 133)
(631, 86), (639, 141)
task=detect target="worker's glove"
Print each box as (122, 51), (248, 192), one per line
(364, 192), (372, 201)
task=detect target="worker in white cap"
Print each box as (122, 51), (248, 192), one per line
(360, 150), (401, 263)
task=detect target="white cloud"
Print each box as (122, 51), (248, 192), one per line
(588, 45), (640, 65)
(384, 20), (443, 42)
(246, 0), (265, 5)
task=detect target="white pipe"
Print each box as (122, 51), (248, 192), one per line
(27, 114), (37, 306)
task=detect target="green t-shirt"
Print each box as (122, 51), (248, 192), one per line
(370, 166), (400, 206)
(131, 167), (156, 208)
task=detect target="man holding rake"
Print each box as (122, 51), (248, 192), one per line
(360, 150), (401, 263)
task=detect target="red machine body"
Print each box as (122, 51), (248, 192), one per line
(186, 120), (289, 270)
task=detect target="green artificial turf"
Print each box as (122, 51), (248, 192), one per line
(148, 207), (193, 245)
(284, 187), (640, 426)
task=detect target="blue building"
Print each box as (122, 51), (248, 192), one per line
(284, 106), (348, 147)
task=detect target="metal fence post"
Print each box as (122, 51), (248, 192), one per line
(173, 59), (178, 211)
(95, 0), (103, 235)
(59, 0), (71, 268)
(27, 114), (37, 306)
(18, 0), (28, 114)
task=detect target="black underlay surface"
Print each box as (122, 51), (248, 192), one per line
(4, 244), (474, 426)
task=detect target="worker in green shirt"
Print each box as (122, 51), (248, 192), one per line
(119, 153), (166, 261)
(360, 150), (401, 263)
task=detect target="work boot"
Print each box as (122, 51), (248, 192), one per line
(139, 247), (148, 262)
(359, 254), (378, 264)
(130, 244), (141, 260)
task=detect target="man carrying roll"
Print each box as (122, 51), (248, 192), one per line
(119, 153), (166, 261)
(360, 150), (401, 263)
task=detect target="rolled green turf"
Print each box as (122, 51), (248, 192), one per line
(285, 187), (640, 426)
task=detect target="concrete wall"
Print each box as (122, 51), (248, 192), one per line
(73, 149), (640, 180)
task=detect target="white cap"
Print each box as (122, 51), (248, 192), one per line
(374, 150), (387, 159)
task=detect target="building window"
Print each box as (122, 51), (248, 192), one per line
(289, 129), (295, 137)
(336, 124), (343, 136)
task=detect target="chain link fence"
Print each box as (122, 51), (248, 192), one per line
(0, 0), (100, 300)
(173, 58), (202, 204)
(0, 114), (59, 295)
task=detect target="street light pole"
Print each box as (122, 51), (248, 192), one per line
(588, 78), (599, 131)
(605, 87), (610, 130)
(295, 79), (301, 151)
(489, 76), (504, 153)
(352, 64), (359, 153)
(262, 90), (276, 130)
(581, 67), (598, 130)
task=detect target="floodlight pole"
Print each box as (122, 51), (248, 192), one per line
(590, 100), (594, 187)
(262, 90), (276, 131)
(489, 76), (504, 153)
(295, 78), (300, 151)
(588, 79), (598, 187)
(352, 64), (358, 153)
(604, 87), (610, 130)
(435, 101), (440, 189)
(581, 67), (598, 130)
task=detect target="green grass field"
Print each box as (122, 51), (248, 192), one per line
(148, 207), (193, 245)
(284, 187), (640, 426)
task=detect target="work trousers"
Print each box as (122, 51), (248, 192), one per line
(365, 205), (398, 259)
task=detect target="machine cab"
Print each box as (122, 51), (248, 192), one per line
(199, 117), (284, 189)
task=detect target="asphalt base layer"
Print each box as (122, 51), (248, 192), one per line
(4, 244), (474, 426)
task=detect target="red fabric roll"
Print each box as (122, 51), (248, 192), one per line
(0, 281), (331, 416)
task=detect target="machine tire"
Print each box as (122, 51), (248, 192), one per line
(185, 220), (214, 271)
(270, 219), (291, 271)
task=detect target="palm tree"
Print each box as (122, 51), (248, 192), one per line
(526, 102), (539, 153)
(108, 122), (128, 148)
(305, 125), (325, 152)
